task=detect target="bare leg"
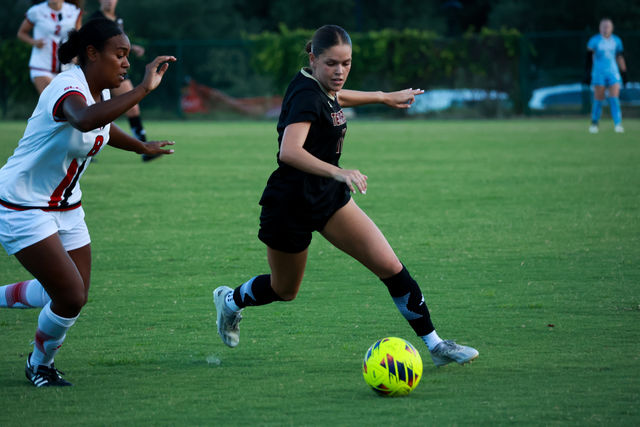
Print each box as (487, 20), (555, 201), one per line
(320, 198), (402, 279)
(608, 83), (620, 98)
(321, 199), (437, 339)
(14, 235), (91, 376)
(14, 235), (89, 318)
(67, 244), (92, 304)
(213, 246), (307, 347)
(593, 85), (606, 101)
(267, 247), (308, 300)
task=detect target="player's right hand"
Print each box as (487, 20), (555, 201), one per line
(141, 56), (177, 93)
(335, 168), (368, 194)
(34, 39), (45, 49)
(143, 140), (175, 156)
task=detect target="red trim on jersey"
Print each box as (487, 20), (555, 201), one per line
(0, 198), (81, 212)
(48, 159), (78, 207)
(52, 90), (85, 122)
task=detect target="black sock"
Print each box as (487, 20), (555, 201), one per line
(128, 115), (147, 142)
(381, 265), (435, 336)
(233, 275), (282, 308)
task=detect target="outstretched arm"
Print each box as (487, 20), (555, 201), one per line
(61, 56), (176, 132)
(107, 124), (174, 156)
(337, 88), (424, 108)
(617, 55), (627, 72)
(279, 122), (367, 194)
(17, 19), (43, 48)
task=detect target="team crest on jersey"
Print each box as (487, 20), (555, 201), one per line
(331, 109), (346, 126)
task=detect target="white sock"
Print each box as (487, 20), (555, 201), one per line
(30, 302), (78, 367)
(0, 279), (50, 308)
(225, 291), (240, 312)
(421, 330), (443, 351)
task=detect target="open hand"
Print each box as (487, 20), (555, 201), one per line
(334, 168), (368, 194)
(142, 140), (175, 156)
(383, 88), (424, 109)
(141, 56), (177, 93)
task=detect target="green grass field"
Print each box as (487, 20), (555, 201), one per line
(0, 118), (638, 425)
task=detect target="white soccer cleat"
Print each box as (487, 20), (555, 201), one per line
(213, 286), (242, 348)
(614, 124), (624, 133)
(429, 340), (479, 367)
(589, 124), (599, 134)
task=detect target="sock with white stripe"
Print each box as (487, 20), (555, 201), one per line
(231, 275), (282, 309)
(381, 265), (435, 337)
(30, 302), (78, 367)
(0, 279), (51, 308)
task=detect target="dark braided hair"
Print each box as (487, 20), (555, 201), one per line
(58, 18), (123, 66)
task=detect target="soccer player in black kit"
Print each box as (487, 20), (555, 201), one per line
(214, 25), (478, 367)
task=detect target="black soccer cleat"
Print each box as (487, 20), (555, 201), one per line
(25, 353), (73, 387)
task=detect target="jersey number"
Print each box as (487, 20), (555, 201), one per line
(54, 25), (61, 36)
(87, 135), (104, 157)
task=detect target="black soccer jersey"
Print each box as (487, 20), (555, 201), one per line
(276, 68), (347, 169)
(260, 68), (348, 210)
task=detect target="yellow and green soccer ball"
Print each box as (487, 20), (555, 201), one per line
(362, 337), (423, 396)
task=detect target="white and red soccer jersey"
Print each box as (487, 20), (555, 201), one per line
(26, 1), (81, 74)
(0, 66), (110, 211)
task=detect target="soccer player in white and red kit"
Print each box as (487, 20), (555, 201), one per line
(17, 0), (83, 94)
(0, 18), (176, 387)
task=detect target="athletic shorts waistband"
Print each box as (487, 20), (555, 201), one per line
(0, 199), (82, 212)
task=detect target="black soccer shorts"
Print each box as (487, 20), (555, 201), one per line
(258, 185), (351, 253)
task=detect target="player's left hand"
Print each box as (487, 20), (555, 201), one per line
(142, 140), (175, 156)
(383, 88), (425, 109)
(141, 56), (177, 93)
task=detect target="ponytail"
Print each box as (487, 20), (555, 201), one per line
(58, 29), (83, 64)
(58, 18), (123, 66)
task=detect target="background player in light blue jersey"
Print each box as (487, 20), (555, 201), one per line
(585, 18), (627, 134)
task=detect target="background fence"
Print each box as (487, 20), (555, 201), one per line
(1, 30), (639, 119)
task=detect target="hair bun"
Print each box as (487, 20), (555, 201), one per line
(307, 25), (351, 57)
(58, 29), (81, 64)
